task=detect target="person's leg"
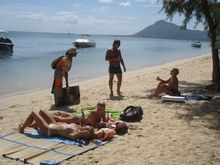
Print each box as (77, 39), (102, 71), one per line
(54, 77), (63, 106)
(116, 73), (122, 95)
(23, 111), (55, 130)
(39, 110), (56, 125)
(19, 111), (49, 136)
(19, 112), (35, 133)
(109, 74), (114, 95)
(84, 111), (97, 128)
(153, 83), (169, 97)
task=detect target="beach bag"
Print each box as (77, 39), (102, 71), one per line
(120, 106), (143, 122)
(51, 55), (64, 69)
(62, 86), (80, 105)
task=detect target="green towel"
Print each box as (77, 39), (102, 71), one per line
(71, 106), (121, 120)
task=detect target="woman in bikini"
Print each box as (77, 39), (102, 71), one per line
(18, 110), (94, 140)
(52, 102), (107, 128)
(18, 109), (118, 141)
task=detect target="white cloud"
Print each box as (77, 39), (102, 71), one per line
(99, 0), (113, 3)
(91, 7), (108, 13)
(119, 1), (131, 6)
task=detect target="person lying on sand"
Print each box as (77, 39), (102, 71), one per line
(18, 109), (121, 141)
(151, 68), (181, 97)
(52, 102), (107, 128)
(18, 110), (94, 140)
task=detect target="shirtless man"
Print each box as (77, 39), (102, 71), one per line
(105, 40), (126, 96)
(152, 68), (180, 97)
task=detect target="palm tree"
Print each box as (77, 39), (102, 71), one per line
(159, 0), (220, 88)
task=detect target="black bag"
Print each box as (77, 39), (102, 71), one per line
(51, 55), (64, 69)
(120, 106), (143, 122)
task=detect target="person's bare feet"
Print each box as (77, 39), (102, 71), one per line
(117, 90), (122, 96)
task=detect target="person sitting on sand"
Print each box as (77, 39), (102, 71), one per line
(151, 68), (180, 97)
(18, 110), (94, 140)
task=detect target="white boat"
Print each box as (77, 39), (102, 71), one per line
(191, 41), (201, 48)
(72, 35), (96, 48)
(0, 30), (14, 53)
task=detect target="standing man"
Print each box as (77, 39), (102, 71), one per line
(105, 40), (126, 96)
(51, 47), (77, 106)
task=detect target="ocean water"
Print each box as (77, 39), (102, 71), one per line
(0, 31), (210, 96)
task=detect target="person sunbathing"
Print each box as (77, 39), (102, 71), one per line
(93, 127), (116, 141)
(151, 68), (180, 97)
(52, 102), (128, 135)
(52, 102), (107, 128)
(18, 110), (94, 140)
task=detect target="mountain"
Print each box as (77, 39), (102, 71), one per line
(134, 20), (208, 40)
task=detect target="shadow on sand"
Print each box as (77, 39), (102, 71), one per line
(177, 80), (220, 131)
(108, 94), (125, 101)
(49, 104), (74, 112)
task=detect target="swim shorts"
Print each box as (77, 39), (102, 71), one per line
(109, 65), (122, 74)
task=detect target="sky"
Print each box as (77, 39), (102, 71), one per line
(0, 0), (203, 35)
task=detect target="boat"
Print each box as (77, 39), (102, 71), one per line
(191, 41), (201, 48)
(0, 30), (14, 53)
(72, 35), (96, 48)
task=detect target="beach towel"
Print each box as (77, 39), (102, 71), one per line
(0, 130), (109, 165)
(161, 95), (187, 103)
(181, 93), (213, 101)
(72, 106), (121, 120)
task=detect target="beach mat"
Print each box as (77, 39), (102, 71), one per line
(72, 106), (121, 120)
(0, 131), (107, 165)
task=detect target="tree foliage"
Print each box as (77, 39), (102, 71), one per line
(159, 0), (220, 85)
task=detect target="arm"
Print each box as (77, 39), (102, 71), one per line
(120, 56), (126, 72)
(105, 49), (111, 61)
(64, 72), (69, 88)
(66, 129), (92, 140)
(156, 76), (170, 83)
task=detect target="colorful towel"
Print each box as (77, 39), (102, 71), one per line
(72, 106), (121, 120)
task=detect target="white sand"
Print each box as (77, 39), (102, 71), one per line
(1, 53), (220, 165)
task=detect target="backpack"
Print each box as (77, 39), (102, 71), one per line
(120, 106), (143, 122)
(51, 55), (64, 69)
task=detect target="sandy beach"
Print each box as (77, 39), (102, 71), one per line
(1, 53), (220, 165)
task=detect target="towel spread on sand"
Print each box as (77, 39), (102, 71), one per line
(24, 130), (107, 146)
(182, 93), (213, 100)
(72, 106), (121, 120)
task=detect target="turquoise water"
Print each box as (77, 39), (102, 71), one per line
(0, 31), (210, 96)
